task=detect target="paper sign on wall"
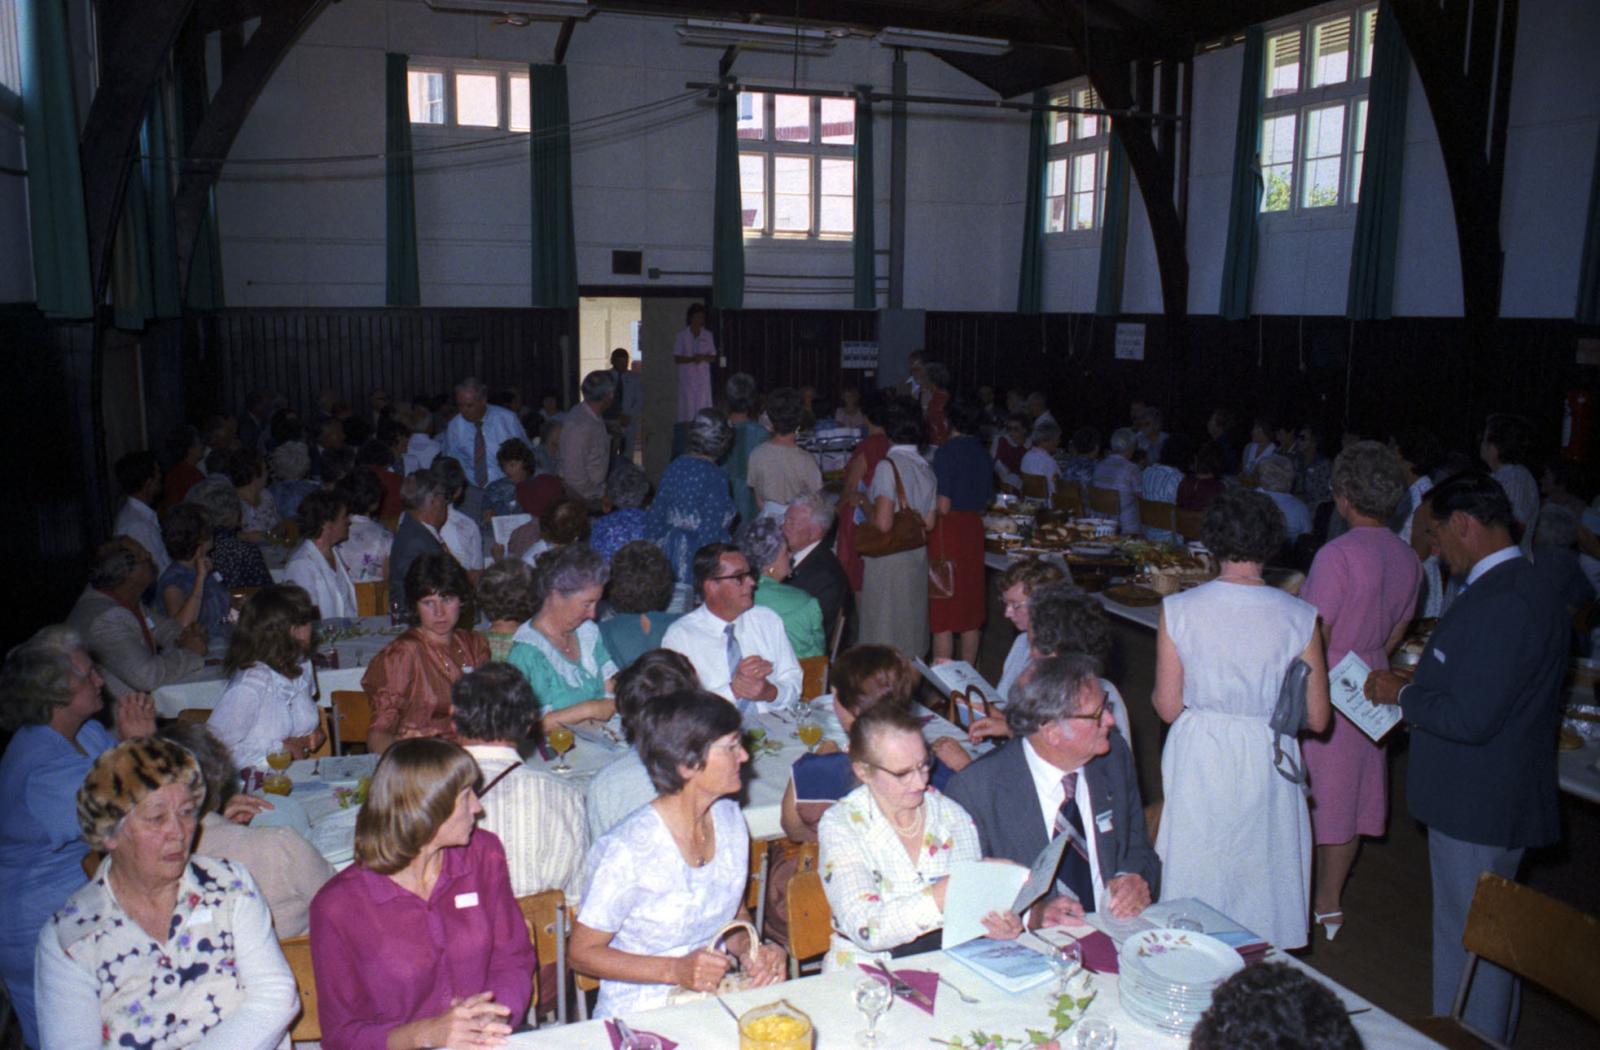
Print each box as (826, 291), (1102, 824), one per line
(1114, 323), (1146, 361)
(841, 341), (880, 369)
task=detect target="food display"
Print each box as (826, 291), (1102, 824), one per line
(986, 510), (1218, 605)
(1104, 583), (1165, 607)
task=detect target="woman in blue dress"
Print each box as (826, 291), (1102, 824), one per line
(645, 408), (737, 610)
(0, 626), (155, 1048)
(155, 502), (233, 640)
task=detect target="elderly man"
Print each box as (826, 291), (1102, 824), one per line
(1365, 476), (1568, 1043)
(66, 539), (206, 697)
(782, 492), (848, 642)
(945, 654), (1159, 923)
(560, 370), (615, 506)
(1092, 427), (1144, 535)
(662, 542), (802, 713)
(441, 376), (529, 520)
(388, 469), (452, 609)
(111, 451), (169, 574)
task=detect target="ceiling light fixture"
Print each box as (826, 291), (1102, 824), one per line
(426, 0), (592, 19)
(873, 26), (1011, 56)
(676, 18), (836, 55)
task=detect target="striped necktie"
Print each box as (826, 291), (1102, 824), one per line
(1053, 770), (1098, 913)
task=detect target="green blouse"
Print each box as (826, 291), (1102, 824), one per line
(506, 620), (617, 713)
(754, 575), (825, 658)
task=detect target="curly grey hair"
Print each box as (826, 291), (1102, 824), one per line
(581, 370), (617, 403)
(725, 373), (759, 415)
(268, 440), (311, 482)
(686, 408), (734, 460)
(185, 476), (244, 530)
(1108, 427), (1138, 456)
(0, 626), (88, 731)
(789, 490), (837, 534)
(1331, 440), (1407, 520)
(1006, 653), (1102, 738)
(605, 460), (651, 509)
(1255, 454), (1297, 494)
(1031, 419), (1062, 446)
(737, 516), (787, 575)
(536, 542), (610, 607)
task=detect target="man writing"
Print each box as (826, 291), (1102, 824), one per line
(663, 543), (802, 712)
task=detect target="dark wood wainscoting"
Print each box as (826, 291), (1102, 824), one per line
(717, 309), (879, 400)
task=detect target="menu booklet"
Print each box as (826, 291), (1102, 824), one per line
(942, 834), (1071, 949)
(912, 659), (1000, 727)
(1327, 651), (1403, 743)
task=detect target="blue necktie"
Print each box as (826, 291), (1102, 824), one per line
(1053, 771), (1097, 912)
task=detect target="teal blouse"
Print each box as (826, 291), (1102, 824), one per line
(506, 620), (617, 714)
(754, 576), (825, 658)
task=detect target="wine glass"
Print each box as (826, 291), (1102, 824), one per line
(852, 973), (893, 1047)
(547, 725), (576, 772)
(797, 716), (823, 753)
(265, 741), (293, 772)
(1166, 913), (1204, 933)
(1049, 936), (1084, 995)
(1072, 1019), (1117, 1049)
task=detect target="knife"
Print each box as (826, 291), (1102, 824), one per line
(883, 965), (935, 1009)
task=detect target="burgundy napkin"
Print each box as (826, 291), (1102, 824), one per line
(859, 963), (939, 1015)
(1078, 930), (1120, 974)
(604, 1020), (677, 1049)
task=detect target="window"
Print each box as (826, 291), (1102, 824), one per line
(1259, 4), (1377, 215)
(406, 61), (531, 133)
(408, 70), (445, 125)
(1044, 82), (1109, 234)
(738, 91), (856, 238)
(0, 0), (20, 110)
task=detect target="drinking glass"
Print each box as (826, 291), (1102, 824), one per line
(547, 725), (576, 772)
(1049, 936), (1084, 995)
(797, 718), (823, 753)
(1072, 1019), (1117, 1049)
(1166, 913), (1204, 933)
(265, 742), (293, 772)
(621, 1033), (662, 1050)
(852, 974), (892, 1047)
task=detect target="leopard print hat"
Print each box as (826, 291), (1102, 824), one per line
(77, 738), (206, 851)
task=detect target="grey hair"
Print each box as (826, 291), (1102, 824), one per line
(1031, 419), (1062, 446)
(1330, 440), (1408, 520)
(725, 373), (759, 415)
(455, 376), (488, 399)
(268, 440), (311, 482)
(536, 543), (610, 605)
(185, 476), (243, 529)
(401, 468), (449, 511)
(1006, 653), (1102, 737)
(686, 408), (734, 459)
(1536, 503), (1580, 548)
(605, 460), (651, 509)
(581, 370), (616, 403)
(429, 455), (467, 496)
(790, 490), (836, 534)
(88, 542), (142, 590)
(1256, 454), (1297, 494)
(737, 516), (787, 574)
(1108, 427), (1138, 456)
(0, 626), (87, 731)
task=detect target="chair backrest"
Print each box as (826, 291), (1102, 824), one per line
(353, 579), (387, 618)
(1175, 507), (1205, 541)
(1052, 481), (1084, 516)
(175, 708), (211, 725)
(280, 520), (301, 544)
(1088, 486), (1121, 517)
(332, 690), (372, 753)
(309, 707), (334, 759)
(799, 656), (828, 701)
(279, 935), (320, 1042)
(1138, 498), (1176, 534)
(827, 609), (847, 663)
(1019, 473), (1050, 500)
(785, 869), (833, 963)
(517, 889), (567, 1024)
(1460, 873), (1600, 1023)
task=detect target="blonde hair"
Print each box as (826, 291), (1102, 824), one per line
(354, 738), (480, 874)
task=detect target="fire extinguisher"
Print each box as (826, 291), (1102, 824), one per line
(1562, 387), (1593, 463)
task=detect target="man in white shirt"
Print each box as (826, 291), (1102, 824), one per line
(111, 451), (170, 574)
(560, 371), (615, 506)
(429, 456), (485, 580)
(441, 377), (529, 519)
(662, 543), (802, 712)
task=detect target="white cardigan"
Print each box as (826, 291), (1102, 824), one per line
(284, 540), (358, 619)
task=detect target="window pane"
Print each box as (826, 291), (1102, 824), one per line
(407, 70), (445, 124)
(820, 158), (853, 234)
(1311, 17), (1352, 88)
(1359, 7), (1378, 79)
(820, 97), (855, 145)
(739, 153), (766, 231)
(1266, 30), (1302, 97)
(508, 75), (530, 133)
(1301, 102), (1345, 208)
(1051, 96), (1071, 144)
(1261, 113), (1297, 211)
(0, 0), (20, 94)
(773, 155), (812, 232)
(1045, 160), (1067, 233)
(774, 94), (811, 143)
(738, 91), (766, 139)
(1074, 87), (1102, 139)
(1350, 97), (1368, 203)
(1070, 151), (1099, 230)
(456, 72), (499, 127)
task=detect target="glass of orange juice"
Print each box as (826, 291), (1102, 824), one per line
(797, 717), (823, 753)
(265, 742), (293, 772)
(547, 725), (575, 772)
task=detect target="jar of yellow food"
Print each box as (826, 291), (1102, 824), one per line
(738, 1000), (812, 1050)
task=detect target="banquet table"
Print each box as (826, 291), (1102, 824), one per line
(504, 934), (1441, 1049)
(1559, 736), (1600, 804)
(248, 752), (380, 869)
(983, 550), (1160, 630)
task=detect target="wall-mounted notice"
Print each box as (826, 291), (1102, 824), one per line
(1114, 323), (1146, 361)
(841, 341), (880, 369)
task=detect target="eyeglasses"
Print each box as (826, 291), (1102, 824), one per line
(710, 570), (758, 583)
(862, 760), (933, 783)
(1060, 697), (1112, 724)
(1003, 598), (1028, 612)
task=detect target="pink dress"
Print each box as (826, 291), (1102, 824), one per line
(1300, 525), (1422, 844)
(674, 327), (715, 422)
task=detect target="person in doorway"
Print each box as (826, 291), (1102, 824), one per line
(674, 304), (716, 440)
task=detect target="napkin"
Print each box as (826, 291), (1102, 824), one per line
(604, 1020), (677, 1049)
(1077, 930), (1120, 974)
(859, 963), (939, 1015)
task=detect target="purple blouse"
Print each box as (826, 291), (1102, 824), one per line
(309, 830), (535, 1050)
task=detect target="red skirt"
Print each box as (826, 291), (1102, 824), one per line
(928, 510), (987, 633)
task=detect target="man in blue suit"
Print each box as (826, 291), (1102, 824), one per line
(1366, 474), (1569, 1043)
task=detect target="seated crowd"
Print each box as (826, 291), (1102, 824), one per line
(0, 359), (1578, 1049)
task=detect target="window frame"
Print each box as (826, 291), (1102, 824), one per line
(0, 0), (20, 124)
(736, 90), (857, 242)
(1044, 81), (1110, 237)
(407, 59), (530, 135)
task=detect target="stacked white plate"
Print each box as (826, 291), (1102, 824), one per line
(1117, 929), (1245, 1036)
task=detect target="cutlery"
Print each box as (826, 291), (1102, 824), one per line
(936, 973), (978, 1004)
(884, 966), (935, 1009)
(714, 995), (741, 1023)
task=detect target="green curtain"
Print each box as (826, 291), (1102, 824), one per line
(111, 90), (182, 330)
(173, 71), (225, 310)
(1219, 26), (1266, 320)
(852, 86), (875, 309)
(1095, 133), (1131, 317)
(530, 63), (578, 309)
(1017, 89), (1048, 314)
(1578, 129), (1600, 324)
(110, 151), (153, 330)
(1347, 3), (1411, 320)
(385, 52), (420, 306)
(18, 0), (93, 318)
(711, 84), (744, 309)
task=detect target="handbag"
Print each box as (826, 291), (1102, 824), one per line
(928, 517), (956, 599)
(664, 919), (762, 1004)
(1269, 657), (1311, 787)
(853, 459), (927, 558)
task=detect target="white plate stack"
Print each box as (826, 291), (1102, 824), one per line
(1117, 929), (1245, 1036)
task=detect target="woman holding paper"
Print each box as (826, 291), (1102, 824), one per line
(1299, 442), (1420, 941)
(817, 704), (1021, 972)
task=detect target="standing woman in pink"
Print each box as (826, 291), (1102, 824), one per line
(674, 303), (717, 443)
(1300, 442), (1421, 940)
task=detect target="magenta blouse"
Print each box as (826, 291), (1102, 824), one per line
(309, 830), (535, 1050)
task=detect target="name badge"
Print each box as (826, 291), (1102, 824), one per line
(1095, 810), (1115, 834)
(454, 892), (480, 909)
(461, 665), (475, 675)
(1431, 647), (1446, 665)
(189, 908), (213, 926)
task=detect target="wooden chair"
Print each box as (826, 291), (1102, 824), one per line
(279, 520), (301, 544)
(1138, 498), (1177, 537)
(280, 935), (320, 1043)
(1408, 873), (1600, 1048)
(799, 655), (829, 701)
(785, 868), (833, 979)
(332, 690), (372, 754)
(745, 834), (772, 935)
(1052, 481), (1085, 516)
(1019, 473), (1050, 500)
(1087, 486), (1121, 518)
(1175, 507), (1204, 542)
(570, 904), (601, 1021)
(517, 890), (570, 1025)
(309, 707), (334, 759)
(827, 610), (847, 664)
(353, 579), (387, 618)
(175, 708), (211, 725)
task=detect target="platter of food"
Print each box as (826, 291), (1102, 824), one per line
(1104, 583), (1165, 607)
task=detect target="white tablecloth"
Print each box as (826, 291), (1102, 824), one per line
(983, 551), (1160, 631)
(1559, 739), (1600, 804)
(505, 938), (1440, 1049)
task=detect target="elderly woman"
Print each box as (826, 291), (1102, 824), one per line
(1257, 453), (1314, 543)
(930, 396), (994, 663)
(570, 690), (786, 1018)
(990, 412), (1031, 491)
(738, 516), (825, 659)
(483, 436), (537, 518)
(646, 408), (738, 607)
(598, 540), (683, 671)
(721, 372), (768, 527)
(285, 488), (359, 619)
(268, 440), (319, 523)
(186, 476), (273, 588)
(310, 738), (535, 1049)
(837, 393), (893, 592)
(35, 738), (297, 1049)
(161, 722), (334, 938)
(1153, 488), (1331, 950)
(208, 584), (326, 771)
(989, 557), (1068, 711)
(584, 650), (700, 840)
(0, 628), (154, 1048)
(364, 554), (491, 752)
(859, 396), (937, 659)
(222, 447), (277, 542)
(1300, 441), (1422, 941)
(1092, 427), (1144, 534)
(509, 543), (617, 728)
(156, 503), (231, 639)
(590, 460), (652, 563)
(817, 704), (1019, 970)
(1020, 418), (1063, 495)
(334, 467), (393, 584)
(1240, 416), (1279, 479)
(478, 557), (539, 661)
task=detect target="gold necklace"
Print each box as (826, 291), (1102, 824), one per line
(889, 804), (926, 839)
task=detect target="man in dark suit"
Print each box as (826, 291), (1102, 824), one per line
(945, 654), (1160, 924)
(1367, 475), (1568, 1044)
(388, 469), (452, 610)
(782, 492), (850, 645)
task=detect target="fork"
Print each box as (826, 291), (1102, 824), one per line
(936, 973), (979, 1004)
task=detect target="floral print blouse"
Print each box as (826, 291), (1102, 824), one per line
(815, 784), (981, 971)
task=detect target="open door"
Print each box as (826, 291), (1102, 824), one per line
(639, 297), (707, 483)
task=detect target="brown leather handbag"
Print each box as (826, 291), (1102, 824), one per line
(854, 459), (927, 557)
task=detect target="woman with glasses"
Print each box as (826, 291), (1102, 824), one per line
(816, 704), (1021, 972)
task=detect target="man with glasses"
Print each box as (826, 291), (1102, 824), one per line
(945, 654), (1159, 924)
(662, 543), (802, 713)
